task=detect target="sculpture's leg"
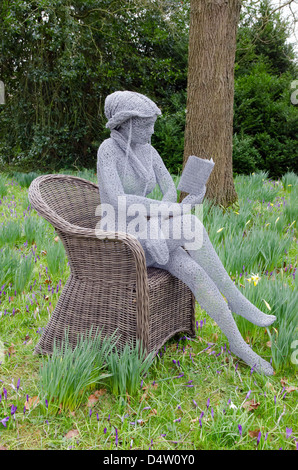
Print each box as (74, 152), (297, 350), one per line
(163, 214), (276, 327)
(186, 219), (276, 327)
(154, 246), (274, 375)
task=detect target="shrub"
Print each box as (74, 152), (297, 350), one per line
(232, 133), (262, 175)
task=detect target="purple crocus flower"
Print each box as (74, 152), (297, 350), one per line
(206, 398), (210, 409)
(286, 428), (292, 439)
(1, 416), (9, 427)
(175, 373), (184, 379)
(45, 399), (48, 409)
(104, 427), (107, 434)
(193, 399), (198, 407)
(211, 408), (214, 419)
(257, 432), (262, 446)
(245, 390), (251, 400)
(199, 418), (202, 428)
(115, 428), (118, 447)
(238, 424), (242, 436)
(3, 388), (7, 400)
(89, 408), (92, 418)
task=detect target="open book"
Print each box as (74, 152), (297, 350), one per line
(177, 155), (215, 195)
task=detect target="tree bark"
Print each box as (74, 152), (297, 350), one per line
(180, 0), (241, 207)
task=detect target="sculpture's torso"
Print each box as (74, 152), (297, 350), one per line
(97, 138), (158, 266)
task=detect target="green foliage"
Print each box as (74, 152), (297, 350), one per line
(45, 239), (66, 277)
(34, 218), (53, 249)
(0, 220), (22, 246)
(0, 247), (19, 286)
(283, 186), (298, 227)
(233, 63), (297, 177)
(232, 133), (262, 175)
(0, 0), (188, 172)
(281, 172), (298, 192)
(0, 175), (8, 198)
(233, 0), (298, 177)
(23, 216), (38, 244)
(0, 170), (297, 450)
(106, 340), (155, 398)
(152, 91), (186, 173)
(236, 0), (296, 77)
(13, 253), (34, 295)
(11, 172), (40, 188)
(39, 328), (115, 413)
(0, 0), (296, 179)
(234, 275), (298, 372)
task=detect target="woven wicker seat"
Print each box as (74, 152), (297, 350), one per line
(28, 174), (196, 355)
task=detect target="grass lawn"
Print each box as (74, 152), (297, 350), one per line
(0, 169), (297, 450)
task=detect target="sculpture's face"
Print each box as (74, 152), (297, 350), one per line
(119, 116), (157, 145)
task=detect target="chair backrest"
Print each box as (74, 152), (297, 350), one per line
(32, 175), (101, 230)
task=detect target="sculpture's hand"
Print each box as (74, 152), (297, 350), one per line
(181, 185), (207, 207)
(144, 237), (169, 265)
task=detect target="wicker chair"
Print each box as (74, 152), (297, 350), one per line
(28, 174), (196, 355)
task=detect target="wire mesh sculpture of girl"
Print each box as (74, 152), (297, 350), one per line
(97, 90), (276, 375)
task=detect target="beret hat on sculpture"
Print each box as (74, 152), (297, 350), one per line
(105, 90), (161, 129)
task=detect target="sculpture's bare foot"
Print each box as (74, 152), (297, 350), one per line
(227, 298), (276, 327)
(229, 341), (274, 376)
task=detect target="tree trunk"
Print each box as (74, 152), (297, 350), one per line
(180, 0), (241, 207)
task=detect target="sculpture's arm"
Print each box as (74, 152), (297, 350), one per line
(151, 147), (206, 213)
(151, 147), (177, 203)
(180, 186), (207, 209)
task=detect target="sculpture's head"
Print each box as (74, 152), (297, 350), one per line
(104, 91), (161, 145)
